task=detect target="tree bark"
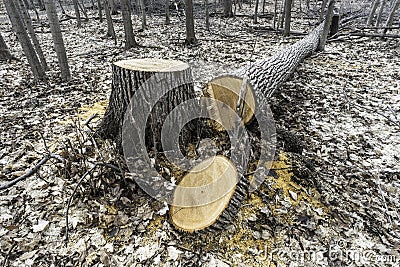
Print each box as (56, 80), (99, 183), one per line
(205, 0), (210, 31)
(253, 0), (259, 24)
(317, 0), (335, 51)
(224, 0), (233, 17)
(0, 32), (13, 61)
(375, 0), (387, 27)
(319, 0), (328, 22)
(235, 22), (325, 99)
(19, 0), (49, 71)
(383, 0), (400, 33)
(97, 0), (103, 22)
(140, 0), (146, 30)
(97, 59), (197, 154)
(367, 0), (380, 26)
(44, 0), (71, 82)
(104, 0), (117, 41)
(4, 0), (45, 80)
(283, 0), (293, 36)
(121, 0), (138, 49)
(165, 0), (170, 24)
(185, 0), (197, 45)
(72, 0), (82, 27)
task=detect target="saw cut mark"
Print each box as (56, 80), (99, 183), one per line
(170, 155), (238, 232)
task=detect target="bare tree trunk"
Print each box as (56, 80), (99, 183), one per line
(224, 0), (233, 17)
(185, 0), (197, 45)
(140, 0), (146, 30)
(44, 0), (71, 82)
(283, 0), (293, 36)
(273, 0), (278, 29)
(319, 0), (328, 22)
(383, 0), (400, 33)
(254, 0), (259, 24)
(235, 22), (325, 98)
(104, 0), (117, 42)
(72, 0), (82, 27)
(205, 0), (210, 31)
(79, 0), (89, 20)
(375, 0), (387, 27)
(110, 0), (118, 14)
(4, 0), (45, 80)
(19, 0), (49, 71)
(317, 0), (335, 51)
(165, 0), (170, 24)
(367, 0), (380, 25)
(0, 32), (13, 61)
(97, 0), (103, 22)
(97, 59), (197, 154)
(121, 0), (138, 49)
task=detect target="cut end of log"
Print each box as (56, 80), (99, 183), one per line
(170, 155), (238, 232)
(114, 58), (190, 72)
(202, 76), (256, 130)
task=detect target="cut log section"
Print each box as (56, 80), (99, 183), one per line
(170, 155), (247, 232)
(97, 58), (197, 154)
(202, 76), (256, 130)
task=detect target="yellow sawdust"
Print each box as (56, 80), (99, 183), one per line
(60, 100), (108, 125)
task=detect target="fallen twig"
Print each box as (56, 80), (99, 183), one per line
(0, 153), (64, 190)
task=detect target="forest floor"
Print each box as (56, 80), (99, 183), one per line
(1, 1), (400, 267)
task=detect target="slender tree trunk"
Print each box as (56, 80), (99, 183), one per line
(97, 0), (103, 22)
(0, 32), (13, 61)
(375, 0), (386, 27)
(254, 0), (259, 24)
(104, 0), (117, 42)
(165, 0), (170, 24)
(110, 0), (118, 14)
(319, 0), (328, 22)
(19, 0), (49, 71)
(4, 0), (45, 80)
(44, 0), (71, 82)
(121, 0), (138, 49)
(72, 0), (82, 27)
(224, 0), (233, 17)
(367, 0), (380, 25)
(185, 0), (197, 45)
(273, 0), (278, 29)
(205, 0), (210, 31)
(383, 0), (400, 33)
(140, 0), (146, 30)
(283, 0), (293, 36)
(317, 0), (335, 51)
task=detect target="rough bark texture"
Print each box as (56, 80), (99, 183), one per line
(384, 0), (400, 33)
(97, 60), (197, 154)
(4, 0), (45, 80)
(44, 0), (71, 82)
(375, 0), (386, 27)
(184, 0), (197, 45)
(235, 22), (325, 100)
(0, 32), (12, 61)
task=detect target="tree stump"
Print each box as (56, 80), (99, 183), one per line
(97, 58), (197, 155)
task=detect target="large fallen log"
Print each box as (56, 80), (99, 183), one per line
(170, 22), (331, 232)
(98, 21), (331, 232)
